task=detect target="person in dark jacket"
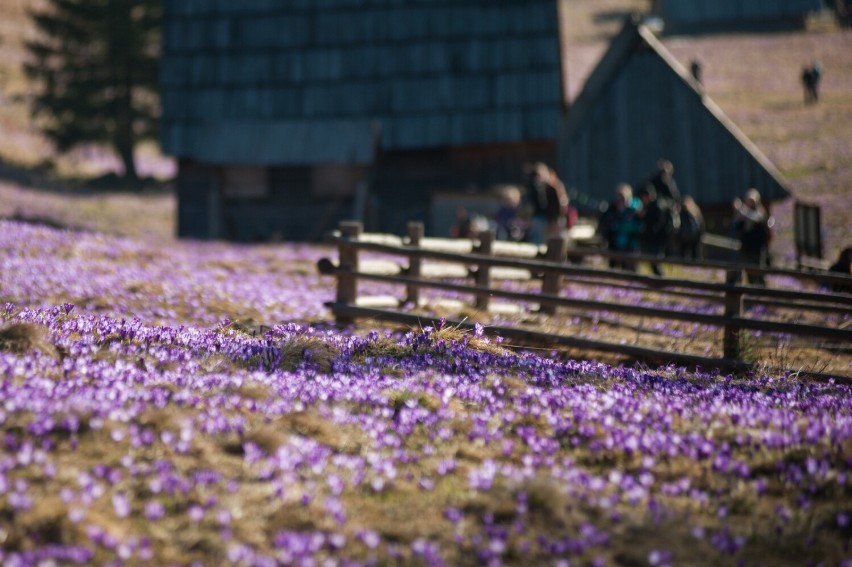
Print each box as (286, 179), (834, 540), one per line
(637, 185), (669, 276)
(644, 159), (683, 256)
(731, 188), (771, 286)
(647, 159), (682, 204)
(802, 62), (822, 105)
(678, 196), (705, 260)
(524, 162), (568, 244)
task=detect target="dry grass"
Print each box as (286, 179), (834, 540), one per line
(401, 274), (852, 379)
(0, 312), (847, 564)
(275, 337), (341, 373)
(559, 0), (652, 98)
(429, 321), (512, 357)
(0, 321), (57, 358)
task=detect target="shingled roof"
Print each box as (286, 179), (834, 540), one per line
(160, 0), (563, 166)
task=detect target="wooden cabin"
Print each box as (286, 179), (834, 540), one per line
(160, 1), (564, 241)
(558, 16), (790, 231)
(651, 0), (824, 33)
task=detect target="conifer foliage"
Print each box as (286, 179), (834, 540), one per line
(25, 0), (161, 181)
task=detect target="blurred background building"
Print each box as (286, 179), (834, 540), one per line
(160, 1), (832, 242)
(160, 1), (564, 241)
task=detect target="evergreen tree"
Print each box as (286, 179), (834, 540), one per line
(25, 0), (161, 181)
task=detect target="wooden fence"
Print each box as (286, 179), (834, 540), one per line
(318, 221), (852, 376)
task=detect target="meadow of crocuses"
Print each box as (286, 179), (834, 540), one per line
(1, 218), (850, 566)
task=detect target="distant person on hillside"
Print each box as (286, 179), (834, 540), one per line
(811, 62), (822, 101)
(598, 183), (641, 271)
(690, 59), (703, 84)
(730, 188), (772, 286)
(802, 62), (822, 104)
(802, 66), (813, 104)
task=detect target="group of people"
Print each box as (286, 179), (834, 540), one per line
(445, 159), (852, 298)
(597, 160), (705, 275)
(597, 159), (782, 285)
(452, 158), (804, 290)
(479, 162), (577, 245)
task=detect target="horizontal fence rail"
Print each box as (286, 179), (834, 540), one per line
(318, 221), (852, 377)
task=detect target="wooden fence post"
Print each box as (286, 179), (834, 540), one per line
(475, 230), (495, 311)
(725, 267), (743, 286)
(406, 221), (424, 306)
(336, 221), (363, 324)
(541, 236), (567, 315)
(723, 284), (743, 360)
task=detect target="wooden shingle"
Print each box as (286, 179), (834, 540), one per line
(161, 0), (562, 165)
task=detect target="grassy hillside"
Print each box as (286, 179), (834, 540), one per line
(560, 0), (652, 99)
(665, 29), (852, 264)
(0, 0), (49, 168)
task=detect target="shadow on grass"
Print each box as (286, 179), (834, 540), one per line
(0, 155), (173, 196)
(592, 10), (639, 24)
(580, 11), (644, 42)
(657, 19), (815, 37)
(1, 211), (92, 234)
(600, 9), (823, 38)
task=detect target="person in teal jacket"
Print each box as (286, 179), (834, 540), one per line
(598, 183), (642, 271)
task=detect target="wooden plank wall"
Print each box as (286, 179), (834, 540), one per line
(560, 41), (788, 211)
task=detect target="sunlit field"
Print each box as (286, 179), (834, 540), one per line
(1, 1), (850, 564)
(1, 219), (850, 565)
